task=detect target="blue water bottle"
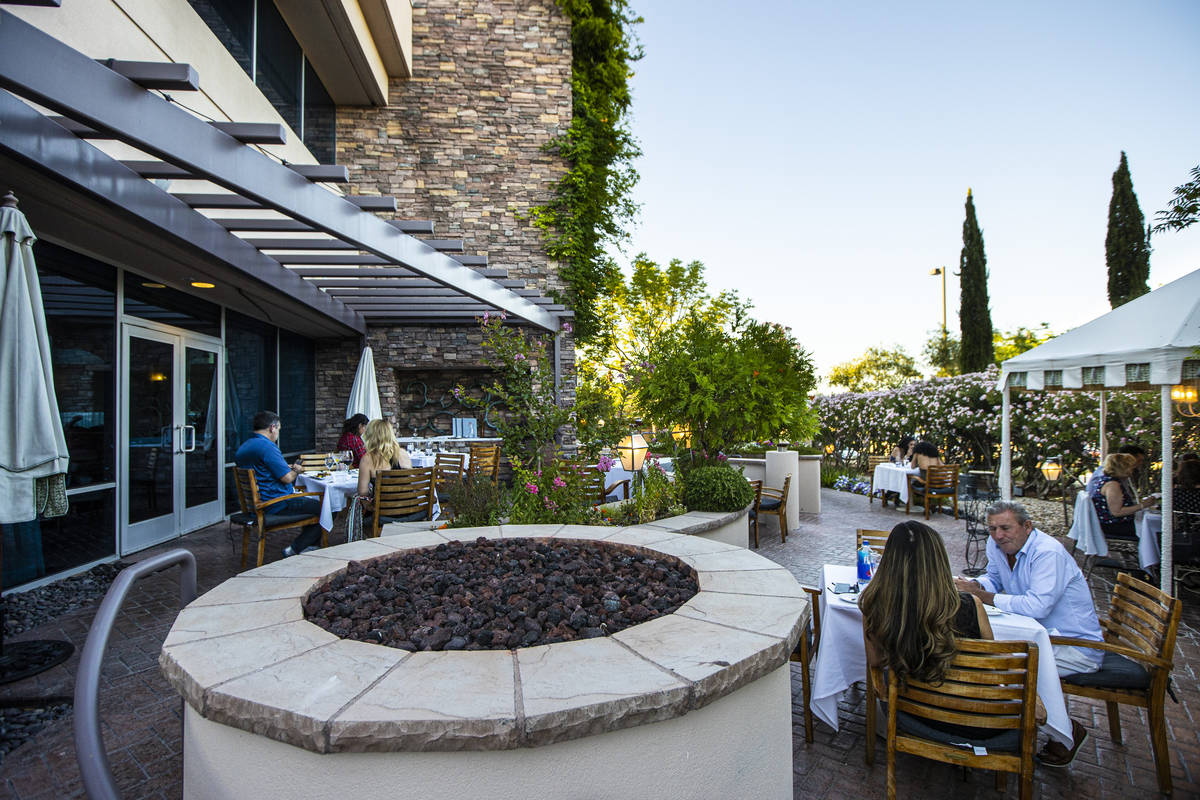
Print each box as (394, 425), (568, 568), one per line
(857, 543), (874, 583)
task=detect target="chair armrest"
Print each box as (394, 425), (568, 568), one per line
(605, 479), (631, 500)
(1048, 635), (1172, 670)
(257, 491), (323, 511)
(761, 487), (784, 500)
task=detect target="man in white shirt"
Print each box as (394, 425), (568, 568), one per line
(955, 500), (1101, 768)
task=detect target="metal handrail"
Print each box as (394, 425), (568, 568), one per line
(73, 549), (196, 800)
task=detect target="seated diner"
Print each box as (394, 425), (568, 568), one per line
(1086, 453), (1156, 540)
(337, 413), (369, 467)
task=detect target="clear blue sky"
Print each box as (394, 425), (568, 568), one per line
(609, 0), (1200, 385)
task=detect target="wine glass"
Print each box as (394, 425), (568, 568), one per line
(340, 450), (353, 470)
(324, 453), (337, 472)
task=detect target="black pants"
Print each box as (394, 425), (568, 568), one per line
(266, 495), (324, 551)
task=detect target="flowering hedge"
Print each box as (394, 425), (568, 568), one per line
(815, 366), (1199, 489)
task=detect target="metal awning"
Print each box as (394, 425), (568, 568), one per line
(0, 10), (567, 336)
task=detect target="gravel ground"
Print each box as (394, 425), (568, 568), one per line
(3, 561), (125, 638)
(1019, 495), (1074, 539)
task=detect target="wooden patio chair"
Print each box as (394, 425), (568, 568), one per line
(865, 638), (1040, 800)
(747, 479), (764, 548)
(867, 455), (891, 504)
(579, 467), (630, 507)
(789, 585), (823, 743)
(433, 452), (466, 499)
(1051, 572), (1182, 795)
(371, 468), (436, 537)
(297, 453), (331, 471)
(230, 468), (325, 569)
(906, 464), (960, 520)
(856, 528), (889, 557)
(753, 474), (791, 543)
(468, 444), (500, 485)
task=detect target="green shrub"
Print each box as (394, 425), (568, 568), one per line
(820, 463), (855, 488)
(682, 466), (755, 512)
(445, 476), (508, 528)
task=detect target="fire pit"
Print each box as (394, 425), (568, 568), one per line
(161, 513), (808, 800)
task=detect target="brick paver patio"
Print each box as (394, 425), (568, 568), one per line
(1, 489), (1196, 799)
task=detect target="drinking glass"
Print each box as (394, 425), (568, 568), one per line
(324, 453), (337, 471)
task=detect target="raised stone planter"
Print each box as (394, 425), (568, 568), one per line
(161, 517), (806, 800)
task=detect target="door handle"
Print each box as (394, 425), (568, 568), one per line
(183, 425), (196, 453)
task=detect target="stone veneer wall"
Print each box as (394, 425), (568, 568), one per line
(336, 0), (572, 292)
(319, 0), (577, 456)
(315, 325), (575, 451)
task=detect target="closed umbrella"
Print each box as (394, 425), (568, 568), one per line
(346, 345), (382, 421)
(0, 191), (73, 683)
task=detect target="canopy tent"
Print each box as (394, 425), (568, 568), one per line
(997, 268), (1200, 593)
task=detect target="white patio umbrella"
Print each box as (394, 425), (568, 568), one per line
(0, 192), (69, 524)
(346, 345), (383, 421)
(0, 191), (74, 683)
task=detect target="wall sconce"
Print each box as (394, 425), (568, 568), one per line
(149, 372), (167, 382)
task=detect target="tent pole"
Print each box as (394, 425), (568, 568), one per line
(1160, 386), (1173, 594)
(1000, 383), (1012, 500)
(1098, 390), (1108, 462)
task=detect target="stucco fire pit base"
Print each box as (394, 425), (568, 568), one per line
(182, 664), (791, 800)
(162, 517), (807, 800)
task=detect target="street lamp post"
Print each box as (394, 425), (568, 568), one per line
(929, 267), (947, 342)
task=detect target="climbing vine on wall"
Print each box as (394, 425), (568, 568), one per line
(531, 0), (643, 342)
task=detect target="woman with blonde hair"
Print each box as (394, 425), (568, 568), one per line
(356, 418), (411, 498)
(860, 521), (991, 687)
(1086, 452), (1156, 540)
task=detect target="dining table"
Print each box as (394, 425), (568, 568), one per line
(871, 462), (920, 504)
(1070, 490), (1161, 569)
(809, 564), (1074, 745)
(296, 469), (360, 533)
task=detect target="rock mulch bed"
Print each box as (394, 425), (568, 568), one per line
(2, 561), (126, 637)
(305, 537), (699, 651)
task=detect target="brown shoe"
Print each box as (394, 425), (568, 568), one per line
(1037, 719), (1088, 768)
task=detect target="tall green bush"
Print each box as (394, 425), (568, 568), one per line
(958, 189), (994, 373)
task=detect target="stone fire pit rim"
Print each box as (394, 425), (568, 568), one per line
(159, 512), (808, 754)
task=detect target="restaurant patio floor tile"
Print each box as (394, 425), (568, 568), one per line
(1, 489), (1198, 799)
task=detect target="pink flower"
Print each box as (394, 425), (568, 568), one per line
(561, 321), (572, 333)
(597, 454), (615, 472)
(553, 476), (566, 488)
(515, 353), (525, 361)
(525, 483), (538, 495)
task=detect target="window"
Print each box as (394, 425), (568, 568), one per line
(278, 334), (315, 454)
(224, 310), (277, 463)
(124, 272), (221, 337)
(189, 0), (337, 163)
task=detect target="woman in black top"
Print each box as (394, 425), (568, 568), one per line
(860, 521), (991, 686)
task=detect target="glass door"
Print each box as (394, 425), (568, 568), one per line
(121, 323), (223, 555)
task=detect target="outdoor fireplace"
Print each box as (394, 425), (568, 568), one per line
(161, 515), (807, 800)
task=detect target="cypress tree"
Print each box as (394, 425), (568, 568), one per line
(958, 189), (994, 373)
(1106, 151), (1151, 307)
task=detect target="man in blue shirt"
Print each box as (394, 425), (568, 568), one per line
(235, 410), (323, 557)
(955, 500), (1102, 768)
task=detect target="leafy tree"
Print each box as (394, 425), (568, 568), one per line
(633, 309), (817, 456)
(958, 189), (994, 372)
(1152, 164), (1200, 235)
(1106, 151), (1151, 308)
(579, 255), (740, 421)
(827, 346), (921, 392)
(993, 324), (1055, 363)
(922, 330), (961, 377)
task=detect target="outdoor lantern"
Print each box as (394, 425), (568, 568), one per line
(1039, 457), (1062, 483)
(615, 431), (649, 473)
(1171, 383), (1198, 403)
(671, 426), (691, 447)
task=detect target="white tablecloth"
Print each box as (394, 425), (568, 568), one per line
(407, 451), (470, 471)
(297, 471), (359, 532)
(1069, 491), (1159, 568)
(810, 564), (1073, 745)
(1137, 511), (1162, 567)
(871, 463), (920, 503)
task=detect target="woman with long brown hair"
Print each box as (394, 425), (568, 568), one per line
(860, 520), (991, 686)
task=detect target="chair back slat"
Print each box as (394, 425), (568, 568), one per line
(891, 639), (1038, 729)
(298, 453), (329, 471)
(468, 444), (500, 484)
(856, 528), (889, 555)
(233, 467), (259, 513)
(1105, 573), (1181, 663)
(867, 455), (891, 471)
(434, 452), (466, 488)
(375, 468), (434, 520)
(749, 479), (763, 506)
(923, 464), (960, 490)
